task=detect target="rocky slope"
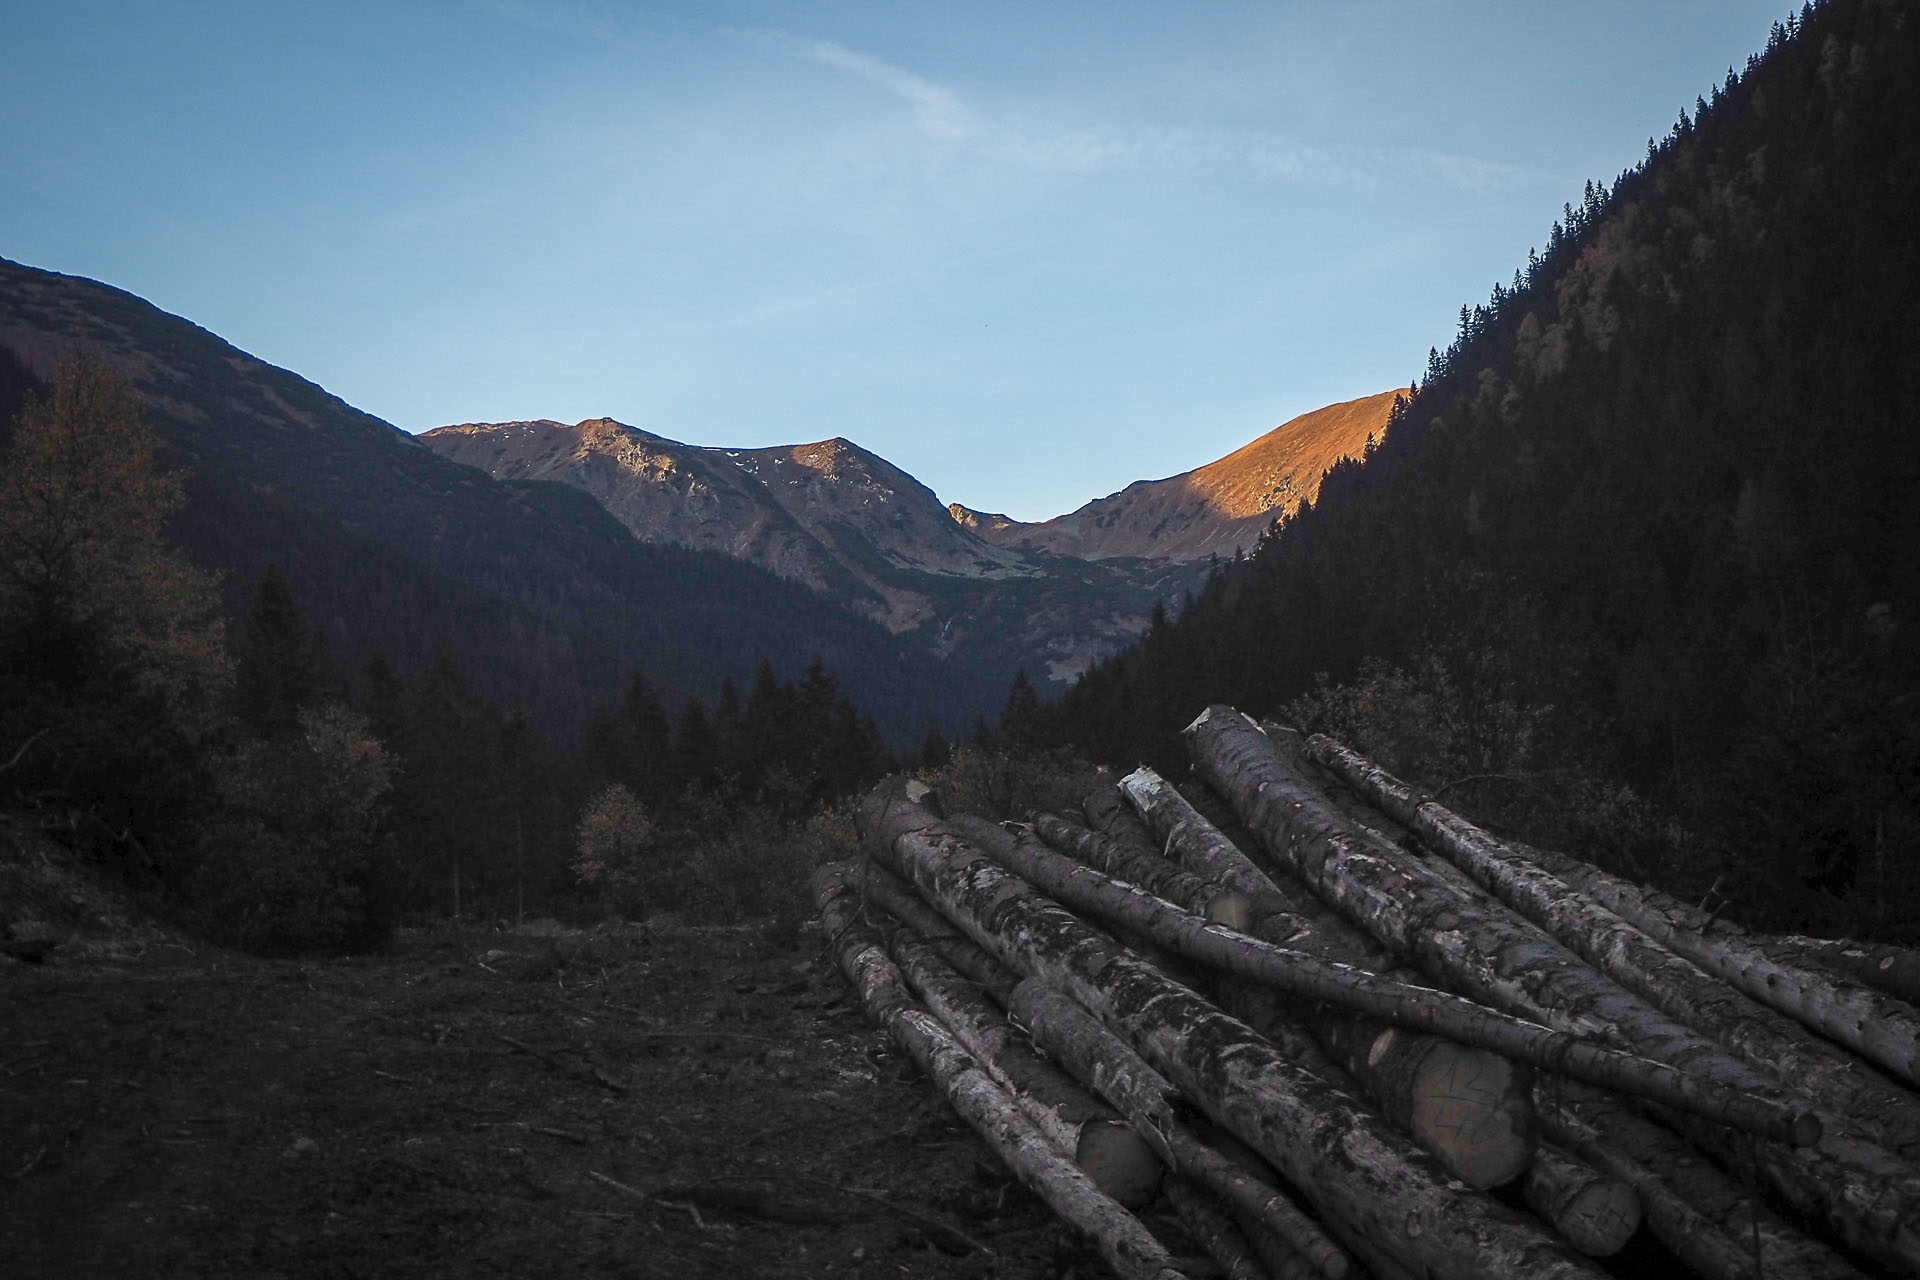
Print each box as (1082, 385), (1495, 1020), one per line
(422, 420), (1035, 633)
(951, 390), (1403, 563)
(423, 392), (1397, 687)
(0, 255), (992, 740)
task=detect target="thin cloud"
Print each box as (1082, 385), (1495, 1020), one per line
(767, 34), (1552, 193)
(796, 39), (981, 143)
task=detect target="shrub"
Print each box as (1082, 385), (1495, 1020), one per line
(189, 704), (395, 952)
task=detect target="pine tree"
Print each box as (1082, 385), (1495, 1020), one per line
(231, 567), (330, 739)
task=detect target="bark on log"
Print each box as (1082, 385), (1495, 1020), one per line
(1774, 936), (1920, 1007)
(859, 787), (1608, 1280)
(811, 865), (1187, 1280)
(879, 914), (1163, 1208)
(1010, 979), (1351, 1280)
(1231, 1204), (1323, 1280)
(1119, 767), (1302, 922)
(1534, 1078), (1867, 1280)
(1490, 830), (1920, 1089)
(1186, 707), (1920, 1272)
(1106, 773), (1534, 1187)
(1303, 732), (1920, 1157)
(1037, 808), (1254, 930)
(957, 808), (1812, 1146)
(857, 860), (1020, 996)
(862, 853), (1353, 1279)
(1164, 1178), (1268, 1280)
(1309, 1010), (1533, 1191)
(1521, 1144), (1641, 1259)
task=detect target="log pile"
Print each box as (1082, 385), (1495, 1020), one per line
(813, 704), (1920, 1278)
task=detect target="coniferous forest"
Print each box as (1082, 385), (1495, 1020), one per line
(1047, 0), (1920, 940)
(4, 0), (1917, 952)
(13, 5), (1920, 1279)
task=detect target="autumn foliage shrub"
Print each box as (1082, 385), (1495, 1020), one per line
(189, 705), (396, 953)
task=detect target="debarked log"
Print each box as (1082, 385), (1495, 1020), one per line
(811, 865), (1186, 1280)
(1303, 732), (1920, 1157)
(858, 787), (1608, 1280)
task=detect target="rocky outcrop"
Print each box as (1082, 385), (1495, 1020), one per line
(956, 390), (1403, 564)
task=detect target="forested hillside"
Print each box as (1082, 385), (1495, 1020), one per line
(1053, 0), (1920, 938)
(0, 269), (998, 745)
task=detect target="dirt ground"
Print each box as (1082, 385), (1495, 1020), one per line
(0, 838), (1123, 1279)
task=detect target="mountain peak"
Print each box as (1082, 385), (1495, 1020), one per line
(963, 389), (1403, 563)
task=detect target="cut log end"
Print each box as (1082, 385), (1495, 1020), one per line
(1405, 1044), (1536, 1190)
(1074, 1119), (1164, 1211)
(1522, 1148), (1643, 1259)
(1550, 1177), (1641, 1258)
(1203, 893), (1254, 932)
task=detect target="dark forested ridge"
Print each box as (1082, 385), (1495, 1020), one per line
(0, 267), (999, 745)
(1052, 0), (1920, 937)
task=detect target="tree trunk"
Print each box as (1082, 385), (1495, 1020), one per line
(855, 860), (1019, 996)
(1308, 1004), (1534, 1190)
(1231, 1203), (1325, 1280)
(1515, 838), (1920, 1089)
(1009, 978), (1351, 1280)
(1119, 767), (1302, 922)
(1773, 936), (1920, 1007)
(1036, 808), (1253, 930)
(811, 864), (1187, 1280)
(873, 902), (1163, 1208)
(953, 809), (1812, 1146)
(1164, 1178), (1267, 1280)
(1534, 1078), (1866, 1280)
(1105, 774), (1534, 1187)
(1303, 731), (1920, 1157)
(1521, 1144), (1641, 1259)
(1186, 706), (1920, 1272)
(858, 852), (1353, 1280)
(859, 787), (1608, 1280)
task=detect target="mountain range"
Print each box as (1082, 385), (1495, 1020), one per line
(0, 252), (1391, 738)
(420, 393), (1396, 684)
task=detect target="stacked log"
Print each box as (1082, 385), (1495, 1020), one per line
(811, 864), (1186, 1280)
(1186, 706), (1920, 1274)
(812, 704), (1920, 1278)
(855, 786), (1605, 1280)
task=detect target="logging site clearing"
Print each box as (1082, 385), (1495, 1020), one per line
(0, 839), (1096, 1279)
(9, 703), (1920, 1279)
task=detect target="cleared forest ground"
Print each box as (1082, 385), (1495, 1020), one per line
(0, 891), (1100, 1279)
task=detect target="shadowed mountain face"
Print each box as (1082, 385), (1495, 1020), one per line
(422, 420), (1036, 634)
(0, 255), (998, 741)
(421, 394), (1395, 684)
(951, 390), (1404, 563)
(0, 248), (1392, 725)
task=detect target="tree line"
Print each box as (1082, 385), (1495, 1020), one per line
(0, 357), (898, 950)
(1043, 0), (1920, 940)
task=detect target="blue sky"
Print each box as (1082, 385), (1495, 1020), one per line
(3, 1), (1788, 521)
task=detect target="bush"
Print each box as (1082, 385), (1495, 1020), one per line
(188, 705), (395, 953)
